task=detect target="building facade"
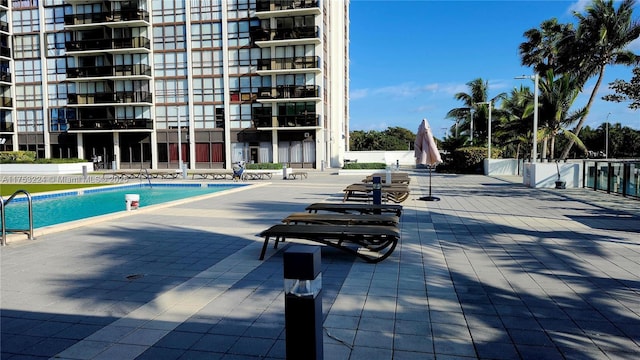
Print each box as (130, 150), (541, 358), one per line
(0, 0), (349, 170)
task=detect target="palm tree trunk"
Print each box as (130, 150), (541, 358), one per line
(559, 66), (606, 159)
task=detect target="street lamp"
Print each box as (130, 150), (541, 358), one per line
(605, 112), (611, 158)
(475, 101), (492, 159)
(176, 107), (183, 174)
(515, 73), (539, 162)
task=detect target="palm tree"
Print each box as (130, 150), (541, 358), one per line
(538, 70), (588, 159)
(558, 0), (640, 159)
(496, 85), (534, 160)
(446, 78), (505, 145)
(520, 18), (576, 75)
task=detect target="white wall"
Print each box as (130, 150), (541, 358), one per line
(484, 159), (523, 176)
(523, 161), (583, 188)
(343, 151), (415, 167)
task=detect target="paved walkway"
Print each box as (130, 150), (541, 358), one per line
(1, 170), (639, 360)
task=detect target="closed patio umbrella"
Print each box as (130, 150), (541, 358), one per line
(415, 118), (442, 201)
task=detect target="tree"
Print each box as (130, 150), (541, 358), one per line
(537, 69), (588, 159)
(446, 78), (505, 145)
(520, 18), (576, 75)
(602, 66), (640, 109)
(495, 85), (534, 159)
(558, 0), (640, 159)
(349, 127), (416, 151)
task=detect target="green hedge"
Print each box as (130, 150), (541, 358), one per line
(441, 147), (502, 174)
(244, 162), (287, 170)
(342, 162), (387, 170)
(0, 151), (87, 164)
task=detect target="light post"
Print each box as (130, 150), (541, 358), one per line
(475, 101), (492, 159)
(469, 108), (474, 142)
(605, 112), (611, 158)
(176, 107), (183, 174)
(515, 73), (539, 162)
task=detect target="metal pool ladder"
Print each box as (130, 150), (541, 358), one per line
(1, 190), (34, 246)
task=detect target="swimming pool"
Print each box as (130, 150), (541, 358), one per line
(1, 183), (245, 230)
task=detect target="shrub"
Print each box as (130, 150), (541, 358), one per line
(0, 151), (37, 163)
(0, 151), (86, 164)
(342, 162), (387, 170)
(244, 162), (287, 170)
(443, 147), (501, 174)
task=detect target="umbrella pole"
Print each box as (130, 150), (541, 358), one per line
(419, 165), (440, 201)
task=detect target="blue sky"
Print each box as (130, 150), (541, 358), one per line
(348, 0), (640, 139)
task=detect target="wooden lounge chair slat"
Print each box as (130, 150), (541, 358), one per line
(282, 212), (399, 226)
(259, 224), (400, 263)
(305, 203), (403, 216)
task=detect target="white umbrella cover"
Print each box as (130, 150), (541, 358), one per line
(415, 118), (442, 166)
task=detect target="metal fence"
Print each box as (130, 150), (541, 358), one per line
(583, 160), (640, 199)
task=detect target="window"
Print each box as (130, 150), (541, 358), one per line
(13, 35), (40, 59)
(153, 52), (187, 77)
(227, 20), (250, 47)
(45, 33), (68, 57)
(190, 0), (222, 21)
(191, 22), (222, 48)
(14, 60), (42, 84)
(153, 24), (186, 51)
(12, 9), (40, 33)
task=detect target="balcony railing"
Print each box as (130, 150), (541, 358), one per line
(64, 10), (150, 25)
(66, 36), (151, 52)
(584, 160), (640, 199)
(0, 121), (13, 132)
(277, 114), (319, 127)
(67, 64), (152, 78)
(0, 21), (8, 33)
(257, 85), (319, 99)
(68, 91), (153, 104)
(0, 46), (9, 58)
(256, 0), (319, 11)
(0, 96), (12, 107)
(0, 71), (10, 82)
(252, 26), (318, 41)
(68, 117), (153, 130)
(253, 114), (318, 128)
(257, 56), (320, 71)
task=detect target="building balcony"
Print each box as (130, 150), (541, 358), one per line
(256, 56), (320, 73)
(0, 96), (12, 108)
(66, 64), (152, 79)
(65, 36), (151, 53)
(252, 25), (319, 43)
(0, 21), (9, 34)
(253, 114), (319, 128)
(277, 114), (319, 128)
(68, 117), (153, 131)
(64, 10), (150, 26)
(0, 71), (10, 83)
(67, 91), (153, 105)
(255, 0), (320, 17)
(0, 121), (13, 132)
(256, 85), (320, 101)
(0, 46), (10, 58)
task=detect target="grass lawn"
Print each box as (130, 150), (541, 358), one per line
(0, 183), (112, 197)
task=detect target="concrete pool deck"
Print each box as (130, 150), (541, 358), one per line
(1, 170), (639, 359)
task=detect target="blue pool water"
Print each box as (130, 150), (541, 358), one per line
(2, 183), (243, 230)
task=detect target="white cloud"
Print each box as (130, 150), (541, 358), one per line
(350, 88), (368, 100)
(567, 0), (590, 14)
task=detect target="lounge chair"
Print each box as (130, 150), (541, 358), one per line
(363, 172), (411, 184)
(342, 183), (410, 203)
(305, 202), (403, 217)
(282, 212), (399, 226)
(258, 224), (400, 263)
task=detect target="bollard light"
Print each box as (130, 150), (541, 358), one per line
(372, 176), (382, 205)
(283, 245), (323, 360)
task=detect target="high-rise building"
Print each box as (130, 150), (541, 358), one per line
(0, 0), (349, 170)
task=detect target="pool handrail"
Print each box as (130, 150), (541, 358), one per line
(1, 190), (35, 246)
